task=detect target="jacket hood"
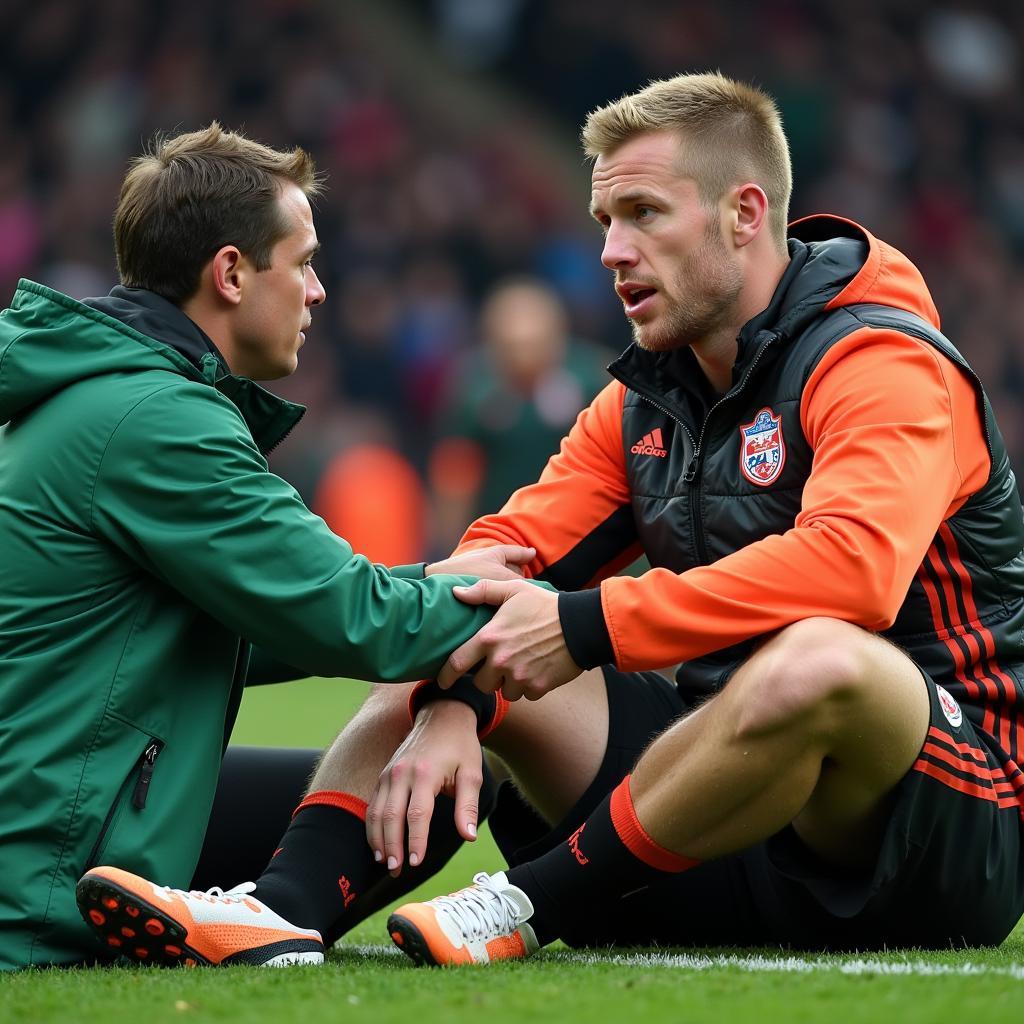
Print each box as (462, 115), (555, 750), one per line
(0, 280), (207, 424)
(83, 285), (228, 371)
(0, 280), (304, 452)
(780, 214), (940, 335)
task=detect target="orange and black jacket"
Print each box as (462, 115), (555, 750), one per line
(457, 214), (1024, 767)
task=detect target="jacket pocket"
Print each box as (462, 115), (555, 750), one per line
(84, 735), (164, 871)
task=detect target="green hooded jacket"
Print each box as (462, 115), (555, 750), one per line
(0, 280), (493, 969)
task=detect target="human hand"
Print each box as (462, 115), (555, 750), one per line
(365, 699), (482, 877)
(438, 579), (582, 700)
(425, 544), (536, 582)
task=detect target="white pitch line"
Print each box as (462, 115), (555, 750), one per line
(551, 949), (1024, 980)
(342, 944), (1024, 980)
(343, 944), (402, 958)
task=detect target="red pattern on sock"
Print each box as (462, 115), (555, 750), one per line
(609, 776), (699, 873)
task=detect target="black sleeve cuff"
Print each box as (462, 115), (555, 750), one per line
(558, 588), (614, 669)
(410, 676), (497, 734)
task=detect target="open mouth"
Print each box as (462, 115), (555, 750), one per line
(618, 285), (658, 316)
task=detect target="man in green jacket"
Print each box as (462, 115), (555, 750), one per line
(0, 123), (532, 970)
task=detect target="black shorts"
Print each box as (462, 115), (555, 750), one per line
(488, 665), (1024, 951)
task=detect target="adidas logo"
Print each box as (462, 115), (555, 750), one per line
(630, 427), (667, 457)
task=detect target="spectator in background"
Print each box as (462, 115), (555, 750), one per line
(6, 0), (1024, 489)
(315, 443), (428, 567)
(430, 277), (610, 554)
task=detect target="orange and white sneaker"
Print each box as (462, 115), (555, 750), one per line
(387, 870), (540, 967)
(76, 866), (324, 967)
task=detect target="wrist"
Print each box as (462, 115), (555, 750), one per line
(415, 698), (477, 729)
(407, 677), (507, 738)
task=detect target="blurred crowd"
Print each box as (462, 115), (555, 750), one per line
(3, 0), (1023, 561)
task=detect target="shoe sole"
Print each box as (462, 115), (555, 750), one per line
(386, 912), (444, 967)
(76, 874), (211, 967)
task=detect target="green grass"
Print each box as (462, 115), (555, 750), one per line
(4, 677), (1022, 1022)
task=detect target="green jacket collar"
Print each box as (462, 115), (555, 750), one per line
(1, 281), (304, 454)
(198, 353), (305, 454)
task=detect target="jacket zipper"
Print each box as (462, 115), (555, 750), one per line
(634, 332), (779, 566)
(202, 355), (303, 456)
(85, 739), (163, 869)
(131, 741), (162, 809)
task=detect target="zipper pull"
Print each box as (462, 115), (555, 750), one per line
(132, 742), (161, 809)
(684, 456), (699, 483)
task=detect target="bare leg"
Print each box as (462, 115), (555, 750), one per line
(630, 618), (930, 867)
(310, 668), (609, 826)
(484, 667), (608, 824)
(307, 682), (420, 797)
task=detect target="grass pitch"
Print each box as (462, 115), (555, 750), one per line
(4, 677), (1022, 1022)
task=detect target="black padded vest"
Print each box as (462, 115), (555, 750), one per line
(608, 231), (1024, 763)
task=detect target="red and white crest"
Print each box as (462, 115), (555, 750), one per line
(936, 685), (963, 728)
(739, 407), (786, 486)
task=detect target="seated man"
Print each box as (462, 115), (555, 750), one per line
(78, 72), (1024, 966)
(0, 122), (533, 971)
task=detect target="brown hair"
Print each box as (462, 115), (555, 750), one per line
(114, 122), (323, 304)
(582, 72), (792, 252)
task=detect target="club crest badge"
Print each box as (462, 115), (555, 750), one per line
(739, 407), (786, 486)
(936, 685), (963, 728)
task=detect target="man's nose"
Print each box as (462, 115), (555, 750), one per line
(601, 224), (639, 270)
(307, 267), (326, 306)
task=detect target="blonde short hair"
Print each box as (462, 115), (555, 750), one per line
(582, 72), (792, 252)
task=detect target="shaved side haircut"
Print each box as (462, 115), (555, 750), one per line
(582, 72), (792, 253)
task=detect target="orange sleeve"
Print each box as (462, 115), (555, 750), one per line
(600, 328), (991, 671)
(455, 380), (642, 588)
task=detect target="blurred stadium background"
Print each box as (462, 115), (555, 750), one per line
(4, 0), (1024, 567)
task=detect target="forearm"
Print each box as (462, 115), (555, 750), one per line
(457, 381), (639, 590)
(598, 519), (918, 670)
(92, 387), (493, 683)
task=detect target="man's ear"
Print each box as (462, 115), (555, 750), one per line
(729, 183), (769, 249)
(209, 246), (245, 305)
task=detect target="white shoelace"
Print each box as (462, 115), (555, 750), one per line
(433, 873), (520, 940)
(163, 881), (257, 904)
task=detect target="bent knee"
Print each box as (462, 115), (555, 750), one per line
(734, 619), (882, 740)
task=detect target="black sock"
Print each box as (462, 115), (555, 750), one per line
(252, 771), (502, 944)
(252, 791), (386, 939)
(506, 776), (698, 946)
